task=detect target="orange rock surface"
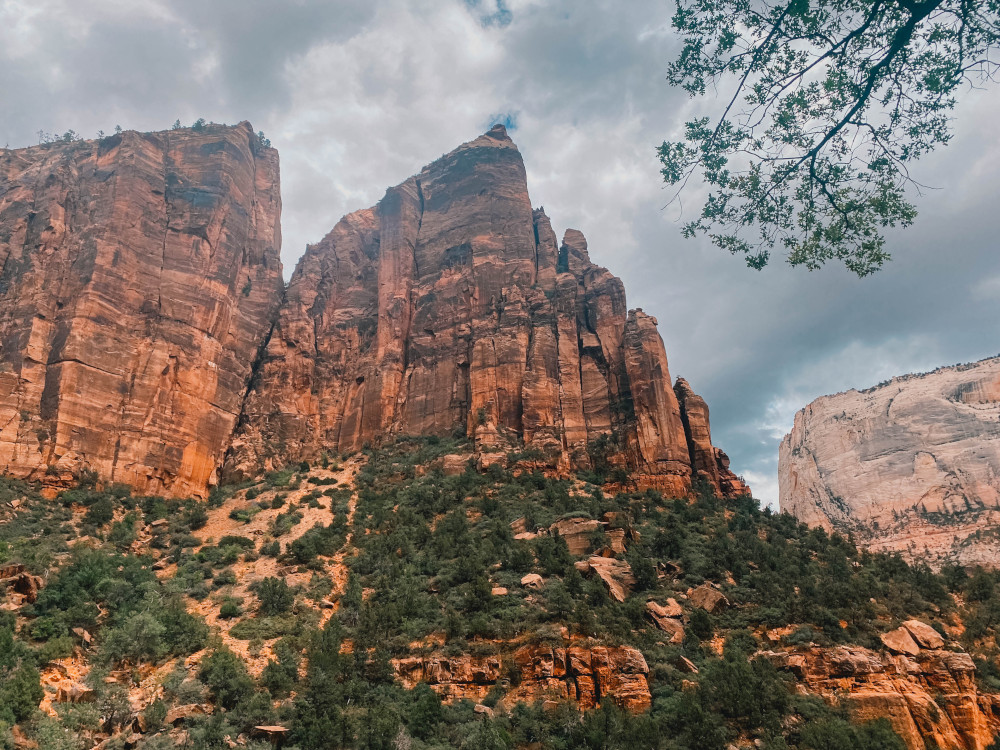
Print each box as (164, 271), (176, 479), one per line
(227, 126), (746, 498)
(394, 643), (650, 713)
(0, 123), (747, 502)
(764, 645), (1000, 750)
(0, 123), (283, 498)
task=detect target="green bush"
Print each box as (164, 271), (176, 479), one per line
(253, 577), (294, 616)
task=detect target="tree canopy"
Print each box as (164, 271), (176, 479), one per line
(659, 0), (1000, 276)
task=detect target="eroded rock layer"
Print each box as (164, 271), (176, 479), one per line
(228, 125), (744, 497)
(779, 357), (1000, 567)
(394, 644), (651, 713)
(0, 123), (283, 498)
(764, 645), (1000, 750)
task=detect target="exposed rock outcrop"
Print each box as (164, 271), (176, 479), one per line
(779, 357), (1000, 567)
(764, 644), (1000, 750)
(227, 125), (746, 498)
(0, 123), (283, 498)
(0, 123), (745, 501)
(394, 643), (651, 713)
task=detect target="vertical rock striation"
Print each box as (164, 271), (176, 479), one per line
(229, 125), (745, 498)
(0, 123), (283, 498)
(779, 356), (1000, 567)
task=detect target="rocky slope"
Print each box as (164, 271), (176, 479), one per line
(779, 356), (1000, 567)
(227, 125), (746, 499)
(0, 123), (283, 499)
(3, 439), (998, 750)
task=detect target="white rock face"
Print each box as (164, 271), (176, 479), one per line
(779, 356), (1000, 567)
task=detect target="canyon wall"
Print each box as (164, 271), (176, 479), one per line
(779, 357), (1000, 567)
(0, 123), (283, 498)
(227, 125), (746, 498)
(0, 123), (745, 500)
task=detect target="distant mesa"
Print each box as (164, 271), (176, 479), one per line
(0, 122), (747, 500)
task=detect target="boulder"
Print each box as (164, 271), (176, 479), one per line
(880, 627), (921, 656)
(579, 556), (636, 603)
(646, 601), (685, 644)
(689, 583), (728, 613)
(902, 620), (944, 650)
(520, 574), (544, 589)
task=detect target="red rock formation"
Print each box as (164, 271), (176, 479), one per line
(394, 643), (650, 713)
(0, 123), (283, 498)
(763, 644), (1000, 750)
(674, 377), (749, 497)
(228, 126), (746, 498)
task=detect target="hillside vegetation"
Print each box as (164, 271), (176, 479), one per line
(0, 437), (995, 749)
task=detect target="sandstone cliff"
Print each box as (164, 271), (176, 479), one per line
(228, 125), (745, 498)
(0, 123), (283, 498)
(779, 356), (1000, 567)
(765, 643), (1000, 750)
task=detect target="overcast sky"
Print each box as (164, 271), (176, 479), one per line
(3, 0), (998, 505)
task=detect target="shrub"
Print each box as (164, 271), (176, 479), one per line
(199, 647), (253, 710)
(84, 498), (114, 526)
(253, 577), (294, 616)
(219, 599), (242, 619)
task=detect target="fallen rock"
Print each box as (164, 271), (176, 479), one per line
(520, 573), (544, 589)
(689, 583), (728, 613)
(646, 601), (684, 643)
(473, 704), (495, 718)
(902, 620), (944, 650)
(491, 587), (508, 596)
(166, 704), (211, 726)
(71, 627), (92, 645)
(881, 627), (921, 656)
(579, 556), (635, 603)
(676, 656), (699, 674)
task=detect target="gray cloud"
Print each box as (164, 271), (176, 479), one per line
(2, 0), (996, 505)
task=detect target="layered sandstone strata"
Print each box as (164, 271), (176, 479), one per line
(228, 125), (744, 498)
(764, 643), (1000, 750)
(0, 123), (283, 498)
(779, 357), (1000, 566)
(394, 643), (650, 713)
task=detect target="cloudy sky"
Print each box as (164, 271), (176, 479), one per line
(3, 0), (999, 504)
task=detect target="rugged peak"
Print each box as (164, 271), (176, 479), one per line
(486, 123), (511, 141)
(228, 129), (748, 499)
(562, 228), (588, 252)
(559, 229), (591, 275)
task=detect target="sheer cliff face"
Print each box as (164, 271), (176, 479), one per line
(230, 125), (745, 498)
(779, 357), (1000, 567)
(0, 123), (283, 498)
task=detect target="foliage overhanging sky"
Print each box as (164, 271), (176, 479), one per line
(3, 0), (999, 504)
